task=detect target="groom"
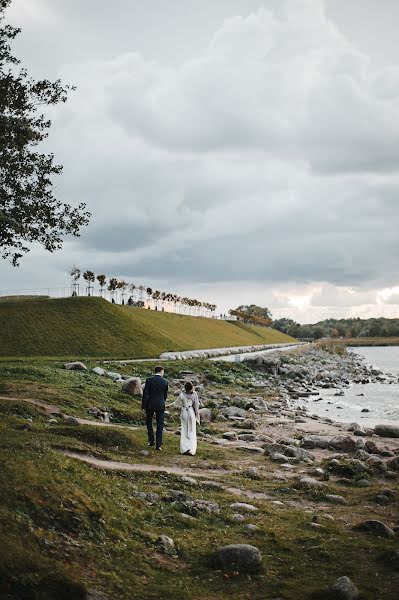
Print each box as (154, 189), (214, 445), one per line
(142, 365), (169, 450)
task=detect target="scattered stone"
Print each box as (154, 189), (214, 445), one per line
(199, 408), (212, 423)
(157, 535), (176, 554)
(387, 456), (399, 471)
(180, 476), (198, 486)
(245, 524), (259, 532)
(301, 435), (329, 449)
(325, 494), (347, 505)
(63, 416), (80, 426)
(130, 491), (159, 503)
(213, 544), (262, 573)
(374, 424), (399, 438)
(231, 513), (245, 522)
(222, 431), (238, 441)
(122, 377), (142, 396)
(238, 445), (264, 454)
(230, 502), (258, 512)
(106, 371), (121, 381)
(220, 406), (246, 418)
(355, 479), (370, 488)
(328, 435), (356, 453)
(48, 418), (58, 424)
(140, 450), (150, 457)
(330, 576), (359, 599)
(64, 361), (87, 371)
(297, 477), (326, 491)
(92, 367), (106, 376)
(353, 520), (395, 539)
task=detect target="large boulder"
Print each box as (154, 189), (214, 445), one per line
(64, 361), (87, 371)
(199, 408), (212, 423)
(374, 424), (399, 438)
(122, 377), (142, 396)
(213, 544), (262, 573)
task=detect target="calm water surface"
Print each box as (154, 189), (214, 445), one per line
(304, 346), (399, 426)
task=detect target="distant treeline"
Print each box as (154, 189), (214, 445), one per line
(273, 317), (399, 340)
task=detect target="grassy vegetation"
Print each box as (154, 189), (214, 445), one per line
(0, 297), (295, 358)
(1, 358), (399, 598)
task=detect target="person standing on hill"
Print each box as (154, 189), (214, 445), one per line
(142, 366), (168, 450)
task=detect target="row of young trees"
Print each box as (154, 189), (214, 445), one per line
(69, 267), (217, 317)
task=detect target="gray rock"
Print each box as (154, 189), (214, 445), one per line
(199, 408), (212, 423)
(121, 377), (142, 396)
(325, 494), (347, 505)
(238, 445), (264, 454)
(157, 535), (175, 554)
(244, 524), (259, 532)
(63, 416), (80, 426)
(297, 477), (326, 491)
(387, 456), (399, 471)
(356, 479), (371, 488)
(230, 502), (258, 512)
(222, 431), (238, 441)
(353, 520), (395, 539)
(220, 406), (246, 418)
(237, 433), (257, 442)
(182, 499), (220, 516)
(64, 361), (87, 371)
(301, 435), (329, 449)
(374, 424), (399, 438)
(180, 476), (198, 486)
(130, 491), (159, 503)
(231, 513), (245, 522)
(92, 367), (106, 376)
(328, 435), (356, 453)
(330, 576), (359, 599)
(106, 371), (121, 381)
(213, 544), (262, 573)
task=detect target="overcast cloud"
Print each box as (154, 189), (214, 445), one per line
(1, 0), (399, 322)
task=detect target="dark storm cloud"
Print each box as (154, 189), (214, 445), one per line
(2, 0), (399, 319)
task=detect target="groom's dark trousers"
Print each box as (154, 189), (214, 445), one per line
(142, 374), (169, 448)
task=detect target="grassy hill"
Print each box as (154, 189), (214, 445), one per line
(0, 296), (295, 358)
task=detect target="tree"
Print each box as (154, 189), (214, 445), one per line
(83, 270), (95, 296)
(107, 277), (118, 302)
(69, 266), (80, 296)
(117, 280), (127, 304)
(0, 0), (90, 265)
(235, 305), (272, 320)
(97, 274), (106, 295)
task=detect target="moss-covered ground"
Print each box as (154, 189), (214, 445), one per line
(0, 358), (398, 599)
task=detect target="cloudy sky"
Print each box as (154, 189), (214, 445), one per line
(2, 0), (399, 322)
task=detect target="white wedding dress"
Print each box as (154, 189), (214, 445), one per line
(169, 391), (200, 455)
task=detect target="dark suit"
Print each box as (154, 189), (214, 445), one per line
(142, 374), (168, 448)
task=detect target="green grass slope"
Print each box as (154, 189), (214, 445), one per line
(0, 297), (295, 358)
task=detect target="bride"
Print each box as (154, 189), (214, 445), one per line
(168, 381), (200, 455)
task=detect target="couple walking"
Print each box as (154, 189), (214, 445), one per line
(142, 366), (200, 455)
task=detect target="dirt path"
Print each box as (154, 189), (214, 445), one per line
(61, 450), (229, 479)
(61, 451), (279, 503)
(0, 395), (138, 430)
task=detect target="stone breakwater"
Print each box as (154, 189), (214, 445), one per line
(159, 342), (302, 361)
